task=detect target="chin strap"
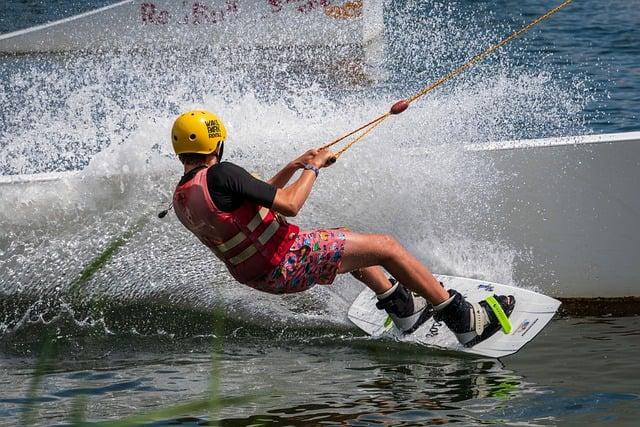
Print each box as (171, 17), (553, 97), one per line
(216, 141), (224, 161)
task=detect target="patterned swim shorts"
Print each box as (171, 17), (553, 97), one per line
(246, 228), (348, 294)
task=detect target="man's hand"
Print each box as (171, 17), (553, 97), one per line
(291, 149), (319, 169)
(268, 148), (334, 189)
(271, 148), (335, 217)
(308, 149), (336, 168)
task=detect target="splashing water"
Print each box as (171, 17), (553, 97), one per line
(0, 1), (592, 346)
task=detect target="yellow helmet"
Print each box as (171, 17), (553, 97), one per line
(171, 110), (227, 155)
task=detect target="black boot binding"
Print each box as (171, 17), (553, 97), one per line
(376, 279), (434, 335)
(434, 289), (516, 347)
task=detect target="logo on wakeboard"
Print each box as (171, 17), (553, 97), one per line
(478, 283), (495, 292)
(424, 320), (442, 338)
(515, 318), (538, 336)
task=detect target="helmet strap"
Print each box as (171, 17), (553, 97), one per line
(215, 141), (224, 161)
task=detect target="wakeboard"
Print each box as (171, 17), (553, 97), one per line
(348, 274), (561, 358)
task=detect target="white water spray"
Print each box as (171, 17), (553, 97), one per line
(0, 1), (590, 339)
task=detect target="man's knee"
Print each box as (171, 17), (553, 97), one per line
(344, 231), (402, 264)
(377, 233), (402, 262)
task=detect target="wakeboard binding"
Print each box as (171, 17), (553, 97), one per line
(434, 289), (516, 347)
(376, 278), (434, 335)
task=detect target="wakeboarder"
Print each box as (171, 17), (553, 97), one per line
(169, 110), (515, 346)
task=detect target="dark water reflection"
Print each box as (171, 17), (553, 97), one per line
(1, 316), (638, 426)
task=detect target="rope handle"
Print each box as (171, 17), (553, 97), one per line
(321, 100), (410, 164)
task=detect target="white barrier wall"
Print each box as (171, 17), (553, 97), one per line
(463, 132), (640, 297)
(0, 0), (383, 53)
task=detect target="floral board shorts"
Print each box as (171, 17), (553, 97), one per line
(246, 228), (348, 294)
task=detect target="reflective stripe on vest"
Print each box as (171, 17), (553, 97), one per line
(215, 207), (268, 254)
(225, 208), (282, 265)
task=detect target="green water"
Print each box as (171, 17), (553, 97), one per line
(1, 316), (638, 425)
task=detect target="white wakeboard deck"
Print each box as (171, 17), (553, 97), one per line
(348, 275), (561, 358)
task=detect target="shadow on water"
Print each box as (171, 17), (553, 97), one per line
(10, 308), (265, 426)
(2, 316), (639, 425)
(8, 332), (528, 426)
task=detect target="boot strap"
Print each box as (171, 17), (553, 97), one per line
(471, 302), (485, 336)
(485, 296), (513, 334)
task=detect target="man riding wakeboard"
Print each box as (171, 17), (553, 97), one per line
(170, 110), (515, 347)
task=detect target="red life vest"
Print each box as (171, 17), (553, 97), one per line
(173, 167), (299, 284)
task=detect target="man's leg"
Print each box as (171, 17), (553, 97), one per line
(350, 266), (392, 294)
(337, 230), (515, 346)
(338, 231), (449, 305)
(349, 264), (433, 334)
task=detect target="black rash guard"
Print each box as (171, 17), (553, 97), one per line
(178, 162), (277, 212)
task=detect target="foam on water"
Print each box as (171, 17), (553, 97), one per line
(0, 1), (591, 342)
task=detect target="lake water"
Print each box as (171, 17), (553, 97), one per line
(1, 316), (639, 425)
(1, 0), (639, 425)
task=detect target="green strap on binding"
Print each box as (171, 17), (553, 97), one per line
(485, 296), (512, 334)
(384, 316), (393, 329)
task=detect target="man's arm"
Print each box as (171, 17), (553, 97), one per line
(267, 149), (318, 188)
(267, 163), (299, 188)
(271, 150), (334, 217)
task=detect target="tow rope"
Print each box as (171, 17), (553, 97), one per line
(321, 0), (573, 162)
